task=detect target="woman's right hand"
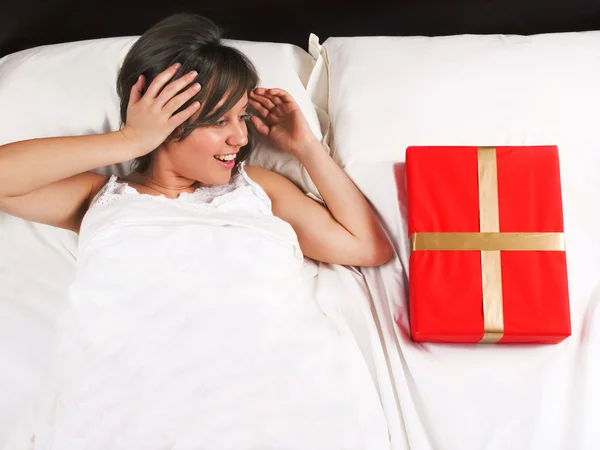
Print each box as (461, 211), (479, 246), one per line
(119, 63), (202, 158)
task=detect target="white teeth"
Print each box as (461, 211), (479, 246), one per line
(214, 154), (236, 161)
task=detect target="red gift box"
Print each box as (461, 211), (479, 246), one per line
(405, 146), (571, 344)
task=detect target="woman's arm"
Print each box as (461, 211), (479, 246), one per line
(0, 133), (135, 232)
(248, 88), (393, 267)
(246, 162), (392, 267)
(0, 132), (135, 199)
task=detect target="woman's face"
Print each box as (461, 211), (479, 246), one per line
(160, 92), (250, 186)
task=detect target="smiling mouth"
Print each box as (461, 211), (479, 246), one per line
(213, 154), (236, 162)
(213, 154), (236, 170)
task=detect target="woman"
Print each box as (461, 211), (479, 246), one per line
(0, 13), (392, 449)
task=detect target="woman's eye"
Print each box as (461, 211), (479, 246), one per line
(215, 113), (250, 127)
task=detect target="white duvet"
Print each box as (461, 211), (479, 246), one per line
(19, 174), (389, 450)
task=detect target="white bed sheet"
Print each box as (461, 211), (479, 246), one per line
(0, 218), (76, 448)
(0, 212), (401, 449)
(344, 160), (600, 450)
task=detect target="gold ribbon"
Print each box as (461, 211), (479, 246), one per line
(410, 147), (565, 344)
(410, 232), (565, 252)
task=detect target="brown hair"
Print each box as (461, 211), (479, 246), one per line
(116, 13), (260, 173)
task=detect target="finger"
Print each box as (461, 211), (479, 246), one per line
(250, 115), (269, 135)
(266, 88), (295, 104)
(168, 101), (201, 127)
(164, 82), (202, 115)
(250, 92), (276, 110)
(263, 92), (283, 106)
(144, 63), (182, 99)
(129, 75), (145, 104)
(248, 98), (270, 118)
(156, 70), (199, 108)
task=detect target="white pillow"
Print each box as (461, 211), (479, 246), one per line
(323, 32), (600, 166)
(0, 35), (328, 198)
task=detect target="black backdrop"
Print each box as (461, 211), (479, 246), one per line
(2, 0), (600, 57)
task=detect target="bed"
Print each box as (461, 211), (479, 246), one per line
(1, 1), (600, 449)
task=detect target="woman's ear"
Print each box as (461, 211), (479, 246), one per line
(171, 121), (190, 141)
(139, 72), (149, 96)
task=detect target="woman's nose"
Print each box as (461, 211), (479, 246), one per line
(228, 121), (248, 147)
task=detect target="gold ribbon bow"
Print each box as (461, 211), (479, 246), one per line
(410, 147), (565, 343)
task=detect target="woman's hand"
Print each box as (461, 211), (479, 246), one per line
(248, 88), (319, 156)
(120, 63), (202, 158)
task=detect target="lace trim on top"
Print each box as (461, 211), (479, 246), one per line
(91, 164), (272, 212)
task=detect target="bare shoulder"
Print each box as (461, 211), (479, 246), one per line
(243, 165), (283, 184)
(243, 165), (299, 199)
(243, 164), (324, 226)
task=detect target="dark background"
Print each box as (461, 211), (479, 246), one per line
(2, 0), (600, 57)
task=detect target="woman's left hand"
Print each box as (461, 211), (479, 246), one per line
(248, 88), (319, 156)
